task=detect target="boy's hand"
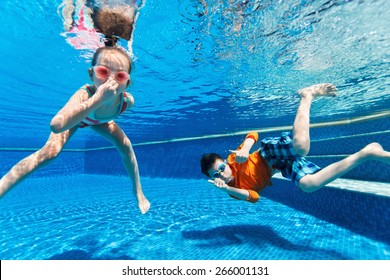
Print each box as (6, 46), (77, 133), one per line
(96, 78), (119, 103)
(229, 149), (249, 163)
(208, 178), (229, 190)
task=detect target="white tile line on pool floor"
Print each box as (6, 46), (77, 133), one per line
(273, 173), (390, 198)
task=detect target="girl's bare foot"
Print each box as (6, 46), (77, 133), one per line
(298, 83), (337, 98)
(137, 195), (150, 214)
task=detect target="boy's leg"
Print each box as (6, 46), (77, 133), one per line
(90, 121), (150, 214)
(299, 143), (390, 192)
(293, 83), (337, 156)
(0, 127), (78, 197)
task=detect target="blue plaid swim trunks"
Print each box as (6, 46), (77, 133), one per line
(259, 132), (321, 187)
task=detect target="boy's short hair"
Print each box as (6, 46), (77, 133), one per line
(200, 153), (223, 177)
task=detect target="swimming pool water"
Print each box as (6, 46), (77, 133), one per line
(0, 175), (388, 260)
(0, 0), (389, 262)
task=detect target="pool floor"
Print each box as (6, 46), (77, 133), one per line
(0, 175), (389, 260)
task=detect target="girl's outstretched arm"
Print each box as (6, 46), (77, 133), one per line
(51, 79), (118, 133)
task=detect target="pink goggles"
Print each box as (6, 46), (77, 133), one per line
(93, 65), (130, 84)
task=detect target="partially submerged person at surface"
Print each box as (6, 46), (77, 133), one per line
(59, 0), (144, 51)
(0, 46), (150, 214)
(201, 83), (390, 203)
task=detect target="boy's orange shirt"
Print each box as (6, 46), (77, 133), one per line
(227, 132), (273, 202)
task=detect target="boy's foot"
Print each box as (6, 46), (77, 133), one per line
(361, 142), (390, 164)
(298, 83), (337, 98)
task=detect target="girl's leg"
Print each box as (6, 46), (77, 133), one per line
(292, 83), (337, 156)
(299, 143), (390, 192)
(90, 121), (150, 214)
(0, 127), (78, 197)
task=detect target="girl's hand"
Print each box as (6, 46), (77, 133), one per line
(96, 78), (119, 103)
(229, 149), (249, 163)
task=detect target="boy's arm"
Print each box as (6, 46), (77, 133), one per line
(208, 179), (260, 203)
(229, 132), (258, 163)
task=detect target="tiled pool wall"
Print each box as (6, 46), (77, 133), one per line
(85, 116), (390, 181)
(1, 119), (389, 181)
(1, 117), (388, 181)
(0, 117), (388, 182)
